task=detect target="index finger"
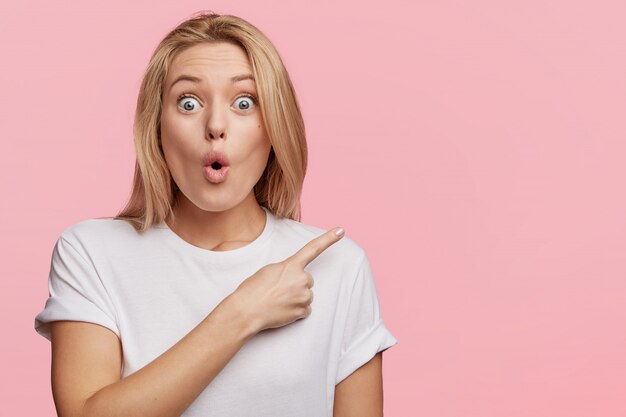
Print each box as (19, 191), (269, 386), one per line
(286, 227), (345, 268)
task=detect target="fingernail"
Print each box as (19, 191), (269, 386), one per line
(335, 227), (345, 236)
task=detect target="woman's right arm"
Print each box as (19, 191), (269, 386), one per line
(50, 227), (343, 417)
(51, 293), (259, 417)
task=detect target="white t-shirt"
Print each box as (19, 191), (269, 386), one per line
(34, 206), (398, 416)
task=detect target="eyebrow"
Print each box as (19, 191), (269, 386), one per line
(168, 74), (256, 91)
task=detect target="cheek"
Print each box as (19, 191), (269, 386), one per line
(254, 120), (269, 147)
(252, 122), (271, 154)
(160, 108), (178, 149)
(250, 139), (272, 170)
(236, 131), (270, 171)
(160, 110), (198, 157)
(159, 112), (190, 173)
(161, 108), (188, 140)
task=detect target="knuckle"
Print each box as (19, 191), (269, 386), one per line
(283, 261), (298, 273)
(300, 292), (310, 304)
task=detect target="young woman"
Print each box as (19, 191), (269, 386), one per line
(34, 12), (398, 417)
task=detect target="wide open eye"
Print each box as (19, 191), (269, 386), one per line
(178, 95), (200, 112)
(233, 95), (257, 111)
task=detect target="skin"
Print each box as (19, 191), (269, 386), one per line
(160, 41), (271, 251)
(160, 41), (385, 415)
(334, 352), (384, 417)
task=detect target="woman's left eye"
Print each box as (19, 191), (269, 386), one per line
(233, 95), (257, 111)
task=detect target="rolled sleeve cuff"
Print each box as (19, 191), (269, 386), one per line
(34, 295), (120, 342)
(335, 319), (399, 385)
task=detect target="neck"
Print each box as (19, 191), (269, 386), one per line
(166, 192), (267, 252)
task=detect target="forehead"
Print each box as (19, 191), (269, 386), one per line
(166, 42), (252, 86)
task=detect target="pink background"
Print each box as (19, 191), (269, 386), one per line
(2, 0), (625, 415)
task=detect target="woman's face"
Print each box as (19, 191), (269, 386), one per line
(160, 42), (271, 212)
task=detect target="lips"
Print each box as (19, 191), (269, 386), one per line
(202, 150), (230, 170)
(202, 150), (230, 184)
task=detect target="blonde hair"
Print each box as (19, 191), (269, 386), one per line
(111, 11), (307, 232)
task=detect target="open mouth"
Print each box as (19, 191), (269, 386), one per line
(202, 150), (230, 183)
(203, 162), (230, 183)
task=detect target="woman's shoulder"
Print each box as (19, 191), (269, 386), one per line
(57, 217), (145, 250)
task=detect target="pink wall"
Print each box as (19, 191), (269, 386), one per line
(3, 0), (625, 415)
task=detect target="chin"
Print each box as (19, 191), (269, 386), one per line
(195, 190), (251, 213)
(195, 198), (241, 213)
(176, 174), (260, 213)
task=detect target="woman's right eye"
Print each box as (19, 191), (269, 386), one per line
(177, 95), (201, 112)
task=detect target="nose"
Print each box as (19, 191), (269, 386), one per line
(207, 129), (226, 140)
(205, 103), (227, 141)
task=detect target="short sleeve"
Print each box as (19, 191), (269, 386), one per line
(335, 253), (399, 384)
(34, 236), (120, 342)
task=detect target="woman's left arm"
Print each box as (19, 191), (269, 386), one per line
(333, 352), (384, 417)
